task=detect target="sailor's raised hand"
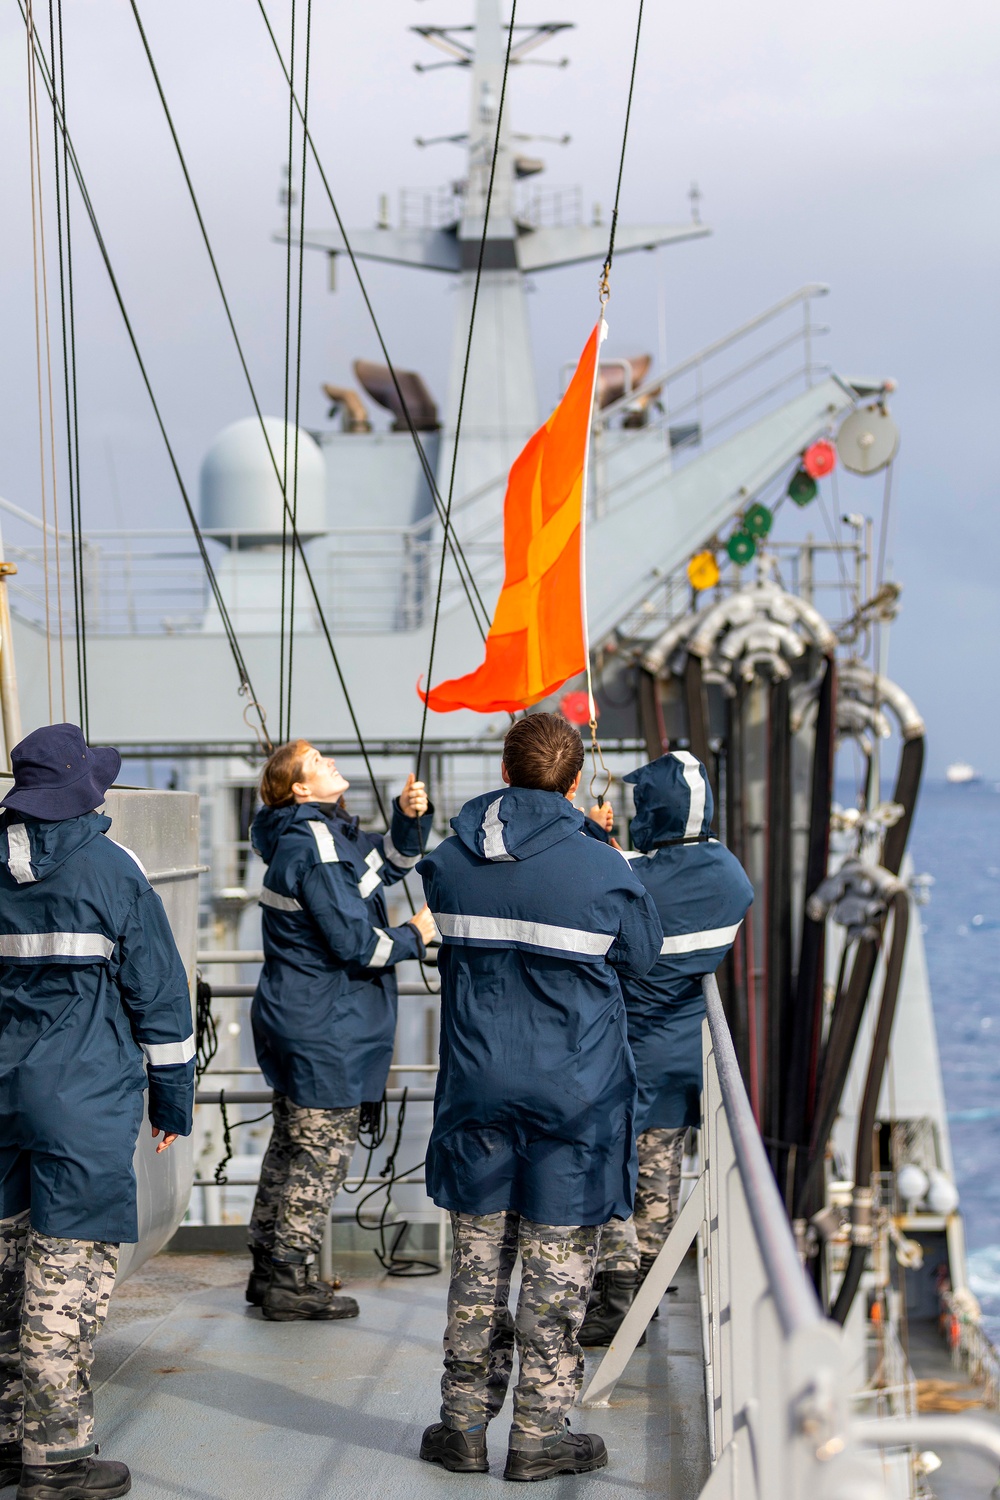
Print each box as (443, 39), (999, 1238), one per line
(400, 772), (428, 819)
(408, 904), (438, 946)
(588, 802), (614, 834)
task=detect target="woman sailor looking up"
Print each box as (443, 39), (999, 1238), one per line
(246, 741), (435, 1321)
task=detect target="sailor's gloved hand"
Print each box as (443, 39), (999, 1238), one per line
(151, 1125), (179, 1154)
(400, 773), (429, 818)
(408, 904), (438, 947)
(588, 802), (614, 834)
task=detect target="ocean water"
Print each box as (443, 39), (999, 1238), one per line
(907, 781), (1000, 1339)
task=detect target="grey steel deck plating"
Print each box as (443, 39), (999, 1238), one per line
(94, 1250), (708, 1498)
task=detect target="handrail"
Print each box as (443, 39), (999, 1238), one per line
(597, 282), (830, 425)
(703, 973), (820, 1337)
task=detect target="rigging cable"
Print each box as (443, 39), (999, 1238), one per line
(124, 3), (442, 1015)
(27, 1), (68, 720)
(597, 0), (644, 299)
(285, 0), (312, 741)
(22, 0), (271, 749)
(125, 0), (425, 812)
(255, 0), (491, 644)
(414, 0), (519, 783)
(46, 0), (88, 734)
(27, 0), (69, 719)
(23, 0), (57, 720)
(277, 0), (296, 745)
(587, 0), (645, 800)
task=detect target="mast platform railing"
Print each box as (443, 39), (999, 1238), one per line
(0, 285), (831, 639)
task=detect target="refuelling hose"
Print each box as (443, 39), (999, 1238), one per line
(831, 886), (909, 1324)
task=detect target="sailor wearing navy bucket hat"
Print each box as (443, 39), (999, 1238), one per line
(0, 724), (195, 1500)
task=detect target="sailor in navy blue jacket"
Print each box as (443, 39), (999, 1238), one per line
(0, 722), (193, 1484)
(418, 785), (663, 1227)
(246, 741), (435, 1320)
(414, 716), (663, 1475)
(617, 752), (753, 1136)
(250, 775), (433, 1112)
(581, 752), (752, 1326)
(0, 806), (194, 1243)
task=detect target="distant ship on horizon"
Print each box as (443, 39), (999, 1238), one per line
(946, 761), (983, 785)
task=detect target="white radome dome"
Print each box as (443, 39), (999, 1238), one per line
(926, 1170), (960, 1216)
(200, 416), (326, 543)
(895, 1163), (929, 1206)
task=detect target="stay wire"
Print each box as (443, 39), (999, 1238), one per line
(255, 0), (491, 643)
(598, 0), (644, 299)
(22, 3), (269, 748)
(277, 0), (296, 745)
(286, 0), (312, 739)
(23, 0), (54, 721)
(46, 0), (86, 732)
(52, 0), (89, 735)
(27, 13), (68, 720)
(590, 1), (645, 793)
(20, 1), (270, 748)
(127, 0), (399, 808)
(415, 0), (518, 787)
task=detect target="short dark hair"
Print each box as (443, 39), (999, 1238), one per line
(502, 713), (584, 795)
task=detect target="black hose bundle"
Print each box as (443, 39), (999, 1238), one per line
(831, 888), (909, 1325)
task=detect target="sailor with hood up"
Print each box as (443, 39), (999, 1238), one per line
(0, 724), (194, 1500)
(579, 750), (753, 1346)
(246, 739), (435, 1322)
(415, 713), (663, 1485)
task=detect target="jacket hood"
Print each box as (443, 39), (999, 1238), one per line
(624, 753), (714, 851)
(0, 809), (112, 883)
(251, 800), (356, 864)
(451, 788), (584, 862)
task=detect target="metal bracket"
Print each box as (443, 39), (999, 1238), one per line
(581, 1171), (706, 1407)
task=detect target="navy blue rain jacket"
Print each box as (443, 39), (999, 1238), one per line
(0, 811), (195, 1242)
(250, 797), (432, 1110)
(418, 789), (664, 1226)
(593, 753), (753, 1131)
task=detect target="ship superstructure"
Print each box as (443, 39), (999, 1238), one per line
(1, 4), (998, 1495)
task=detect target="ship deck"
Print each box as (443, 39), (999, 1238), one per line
(95, 1248), (709, 1498)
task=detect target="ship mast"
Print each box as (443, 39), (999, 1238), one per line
(438, 0), (539, 513)
(298, 3), (709, 544)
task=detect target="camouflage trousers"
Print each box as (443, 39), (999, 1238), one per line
(0, 1211), (118, 1465)
(598, 1127), (686, 1271)
(248, 1096), (360, 1261)
(441, 1211), (598, 1453)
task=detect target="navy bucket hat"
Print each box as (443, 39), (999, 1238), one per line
(1, 723), (121, 820)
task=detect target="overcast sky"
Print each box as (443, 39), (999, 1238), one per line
(0, 0), (997, 775)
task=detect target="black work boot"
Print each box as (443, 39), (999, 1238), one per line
(17, 1457), (131, 1499)
(245, 1246), (273, 1307)
(504, 1433), (607, 1482)
(578, 1271), (645, 1347)
(0, 1442), (22, 1489)
(262, 1258), (359, 1321)
(419, 1423), (488, 1474)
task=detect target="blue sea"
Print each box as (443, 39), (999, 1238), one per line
(908, 781), (1000, 1339)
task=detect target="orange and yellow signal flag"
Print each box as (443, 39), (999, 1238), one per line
(419, 320), (606, 714)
